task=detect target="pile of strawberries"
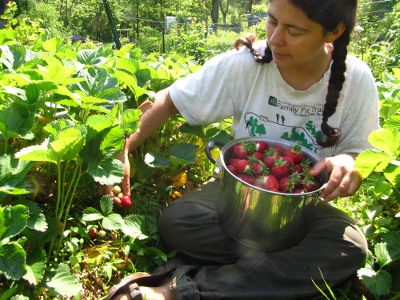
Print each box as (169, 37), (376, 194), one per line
(225, 141), (322, 194)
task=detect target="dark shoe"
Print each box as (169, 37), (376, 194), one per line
(105, 272), (162, 300)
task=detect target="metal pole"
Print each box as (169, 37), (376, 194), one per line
(103, 0), (122, 49)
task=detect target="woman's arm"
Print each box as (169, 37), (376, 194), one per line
(100, 88), (179, 199)
(310, 153), (362, 202)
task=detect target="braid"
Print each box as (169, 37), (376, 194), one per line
(317, 30), (350, 147)
(234, 34), (272, 64)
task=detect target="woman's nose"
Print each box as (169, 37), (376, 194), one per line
(269, 27), (284, 46)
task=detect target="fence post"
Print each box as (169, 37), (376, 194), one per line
(103, 0), (122, 49)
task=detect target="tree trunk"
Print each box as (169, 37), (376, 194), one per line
(219, 0), (230, 24)
(247, 0), (253, 13)
(211, 0), (219, 31)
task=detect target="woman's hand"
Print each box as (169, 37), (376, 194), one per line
(98, 144), (131, 204)
(310, 153), (362, 202)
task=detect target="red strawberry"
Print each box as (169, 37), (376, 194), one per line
(229, 158), (241, 166)
(235, 159), (251, 174)
(293, 189), (304, 194)
(273, 145), (285, 156)
(226, 164), (238, 175)
(256, 175), (279, 191)
(251, 161), (265, 177)
(292, 164), (303, 174)
(284, 145), (304, 164)
(301, 177), (321, 192)
(249, 151), (263, 160)
(232, 144), (248, 159)
(279, 176), (295, 193)
(88, 229), (97, 238)
(237, 174), (256, 185)
(262, 148), (279, 168)
(282, 156), (294, 165)
(121, 195), (132, 207)
(255, 141), (269, 153)
(270, 157), (291, 179)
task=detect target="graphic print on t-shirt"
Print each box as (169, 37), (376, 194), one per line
(244, 96), (324, 153)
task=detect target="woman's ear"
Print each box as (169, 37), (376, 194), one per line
(326, 22), (346, 43)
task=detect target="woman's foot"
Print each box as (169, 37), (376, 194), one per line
(114, 277), (172, 300)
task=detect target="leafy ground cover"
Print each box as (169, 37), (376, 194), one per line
(0, 4), (399, 299)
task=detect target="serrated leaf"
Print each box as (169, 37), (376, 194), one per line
(102, 213), (124, 231)
(355, 150), (394, 179)
(0, 243), (26, 280)
(170, 143), (198, 164)
(368, 130), (400, 157)
(88, 159), (124, 186)
(144, 152), (170, 168)
(384, 161), (400, 187)
(120, 109), (141, 136)
(0, 205), (29, 240)
(375, 243), (392, 267)
(122, 214), (149, 239)
(23, 248), (46, 285)
(15, 139), (58, 164)
(100, 195), (114, 216)
(360, 269), (392, 296)
(82, 207), (103, 221)
(44, 263), (81, 297)
(12, 200), (47, 232)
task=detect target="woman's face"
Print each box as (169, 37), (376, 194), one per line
(266, 0), (334, 72)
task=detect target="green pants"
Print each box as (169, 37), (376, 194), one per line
(157, 177), (367, 299)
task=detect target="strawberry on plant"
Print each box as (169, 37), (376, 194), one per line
(88, 229), (97, 238)
(121, 195), (132, 207)
(98, 230), (107, 238)
(113, 185), (122, 195)
(284, 145), (304, 164)
(256, 175), (279, 191)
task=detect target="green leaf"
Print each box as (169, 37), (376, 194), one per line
(382, 232), (400, 261)
(368, 130), (400, 157)
(122, 214), (149, 240)
(384, 160), (400, 187)
(15, 139), (58, 164)
(145, 152), (170, 168)
(359, 268), (392, 296)
(100, 195), (114, 216)
(0, 243), (27, 280)
(170, 143), (198, 164)
(43, 263), (81, 297)
(82, 207), (103, 221)
(120, 109), (141, 136)
(355, 150), (394, 179)
(0, 205), (29, 240)
(23, 248), (46, 285)
(88, 159), (124, 186)
(102, 213), (124, 231)
(375, 243), (392, 267)
(0, 45), (27, 70)
(12, 200), (47, 232)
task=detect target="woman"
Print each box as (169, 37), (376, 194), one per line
(104, 0), (379, 298)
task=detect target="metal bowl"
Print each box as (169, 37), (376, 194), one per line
(206, 137), (329, 251)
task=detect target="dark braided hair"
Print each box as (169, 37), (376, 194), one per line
(235, 0), (358, 148)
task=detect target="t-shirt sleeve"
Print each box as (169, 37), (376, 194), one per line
(333, 59), (380, 155)
(169, 48), (258, 126)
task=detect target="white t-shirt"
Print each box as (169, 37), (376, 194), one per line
(169, 40), (380, 158)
